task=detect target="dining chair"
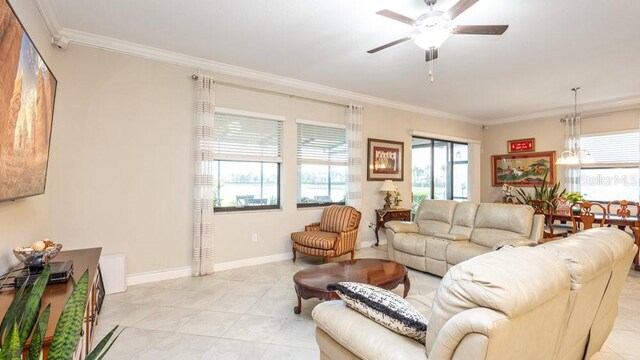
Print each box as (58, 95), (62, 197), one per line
(570, 201), (607, 233)
(528, 199), (567, 241)
(606, 200), (640, 218)
(550, 196), (573, 237)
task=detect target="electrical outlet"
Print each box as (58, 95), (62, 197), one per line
(251, 234), (258, 242)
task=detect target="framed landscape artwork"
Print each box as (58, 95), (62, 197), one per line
(0, 0), (57, 202)
(367, 138), (404, 181)
(491, 151), (556, 187)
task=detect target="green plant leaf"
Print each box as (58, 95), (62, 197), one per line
(0, 284), (27, 347)
(86, 326), (121, 360)
(19, 266), (51, 347)
(4, 323), (22, 360)
(48, 271), (88, 360)
(27, 305), (50, 360)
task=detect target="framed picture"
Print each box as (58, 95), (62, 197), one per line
(491, 151), (556, 187)
(367, 138), (404, 181)
(507, 138), (535, 153)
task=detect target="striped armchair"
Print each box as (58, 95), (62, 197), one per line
(291, 205), (362, 263)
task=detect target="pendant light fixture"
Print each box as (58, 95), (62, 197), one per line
(556, 87), (595, 165)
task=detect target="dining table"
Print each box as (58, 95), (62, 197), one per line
(550, 211), (640, 271)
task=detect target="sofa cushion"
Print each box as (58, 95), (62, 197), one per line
(446, 241), (490, 266)
(415, 200), (458, 236)
(425, 246), (570, 353)
(426, 237), (450, 261)
(393, 233), (427, 256)
(291, 231), (337, 250)
(319, 205), (359, 233)
(449, 201), (479, 238)
(327, 282), (428, 344)
(470, 204), (534, 248)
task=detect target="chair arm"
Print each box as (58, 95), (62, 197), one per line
(434, 233), (469, 241)
(491, 239), (537, 251)
(334, 227), (359, 256)
(385, 221), (419, 233)
(305, 222), (321, 231)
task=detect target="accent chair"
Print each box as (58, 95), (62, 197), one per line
(291, 205), (362, 263)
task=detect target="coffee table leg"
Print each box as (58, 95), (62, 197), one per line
(294, 295), (302, 314)
(403, 274), (411, 298)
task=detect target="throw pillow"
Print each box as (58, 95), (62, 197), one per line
(327, 282), (427, 344)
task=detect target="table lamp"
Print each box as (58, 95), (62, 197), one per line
(379, 180), (395, 209)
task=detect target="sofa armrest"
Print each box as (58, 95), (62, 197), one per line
(313, 301), (427, 360)
(305, 222), (321, 231)
(529, 214), (545, 242)
(434, 233), (469, 241)
(428, 307), (505, 359)
(385, 221), (419, 233)
(491, 239), (537, 251)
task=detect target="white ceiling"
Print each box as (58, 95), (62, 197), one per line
(44, 0), (640, 122)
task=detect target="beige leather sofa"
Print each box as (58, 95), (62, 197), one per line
(385, 200), (544, 276)
(312, 227), (637, 360)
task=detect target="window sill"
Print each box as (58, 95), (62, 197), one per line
(214, 207), (282, 215)
(297, 202), (345, 209)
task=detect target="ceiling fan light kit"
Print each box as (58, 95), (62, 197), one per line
(368, 0), (508, 83)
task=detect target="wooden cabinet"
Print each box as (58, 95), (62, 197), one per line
(374, 209), (412, 246)
(0, 248), (104, 360)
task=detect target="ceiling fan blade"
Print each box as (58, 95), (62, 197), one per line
(452, 25), (509, 35)
(376, 10), (416, 26)
(447, 0), (480, 19)
(367, 37), (412, 54)
(425, 49), (439, 62)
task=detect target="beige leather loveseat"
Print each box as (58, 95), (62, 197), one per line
(385, 200), (544, 276)
(312, 227), (637, 360)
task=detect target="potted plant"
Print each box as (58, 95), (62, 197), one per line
(513, 173), (566, 208)
(565, 192), (586, 214)
(0, 265), (120, 360)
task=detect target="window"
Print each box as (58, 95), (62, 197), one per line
(412, 137), (468, 211)
(212, 109), (283, 211)
(580, 131), (639, 202)
(297, 121), (347, 207)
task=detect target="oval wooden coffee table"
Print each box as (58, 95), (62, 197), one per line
(293, 258), (410, 314)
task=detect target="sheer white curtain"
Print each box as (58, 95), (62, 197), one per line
(193, 74), (216, 276)
(345, 104), (363, 209)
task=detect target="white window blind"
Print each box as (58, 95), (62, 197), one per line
(213, 111), (283, 162)
(581, 131), (640, 166)
(297, 122), (347, 166)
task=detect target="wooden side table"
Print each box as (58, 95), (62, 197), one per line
(375, 208), (411, 246)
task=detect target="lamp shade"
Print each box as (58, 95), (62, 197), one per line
(379, 180), (395, 192)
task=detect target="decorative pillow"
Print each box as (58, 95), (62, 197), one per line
(327, 282), (428, 344)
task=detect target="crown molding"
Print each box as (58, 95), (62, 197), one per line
(486, 96), (640, 125)
(54, 28), (479, 124)
(32, 0), (61, 36)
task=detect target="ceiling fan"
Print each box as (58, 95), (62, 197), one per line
(368, 0), (509, 64)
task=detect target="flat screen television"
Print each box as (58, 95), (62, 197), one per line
(0, 0), (57, 202)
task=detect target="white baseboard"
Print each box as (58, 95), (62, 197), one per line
(358, 240), (377, 248)
(214, 252), (293, 272)
(125, 252), (293, 286)
(126, 266), (192, 286)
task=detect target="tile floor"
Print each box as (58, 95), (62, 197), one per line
(94, 246), (640, 359)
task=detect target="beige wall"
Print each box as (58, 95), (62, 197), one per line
(0, 2), (482, 276)
(481, 109), (640, 203)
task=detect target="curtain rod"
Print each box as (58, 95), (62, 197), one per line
(191, 75), (348, 109)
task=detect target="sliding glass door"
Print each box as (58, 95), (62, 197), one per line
(412, 137), (468, 211)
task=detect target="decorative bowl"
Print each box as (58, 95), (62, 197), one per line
(13, 243), (63, 269)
